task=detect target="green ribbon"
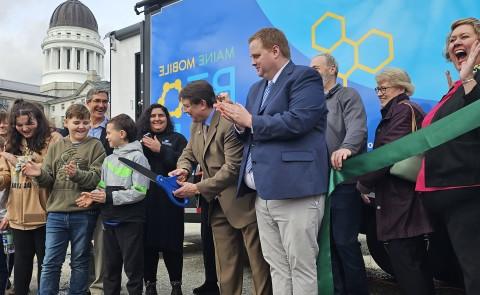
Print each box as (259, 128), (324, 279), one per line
(317, 98), (480, 294)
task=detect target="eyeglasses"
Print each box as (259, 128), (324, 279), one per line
(91, 99), (109, 105)
(374, 86), (393, 94)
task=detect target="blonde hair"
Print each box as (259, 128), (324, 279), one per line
(445, 17), (480, 61)
(249, 28), (291, 59)
(375, 68), (415, 96)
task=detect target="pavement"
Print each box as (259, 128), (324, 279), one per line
(13, 223), (465, 294)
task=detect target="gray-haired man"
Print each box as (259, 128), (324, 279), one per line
(310, 53), (369, 295)
(85, 87), (111, 295)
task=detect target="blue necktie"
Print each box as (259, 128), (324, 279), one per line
(260, 81), (273, 109)
(246, 81), (273, 173)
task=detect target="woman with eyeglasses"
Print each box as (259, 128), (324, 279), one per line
(415, 17), (480, 295)
(356, 69), (435, 295)
(136, 104), (187, 295)
(0, 100), (62, 295)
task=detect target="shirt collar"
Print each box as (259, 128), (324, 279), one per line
(93, 117), (108, 129)
(325, 83), (342, 100)
(270, 60), (290, 84)
(204, 109), (215, 127)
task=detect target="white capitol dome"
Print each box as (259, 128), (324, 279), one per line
(41, 0), (105, 96)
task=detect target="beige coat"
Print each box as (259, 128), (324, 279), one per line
(177, 111), (256, 229)
(0, 132), (62, 230)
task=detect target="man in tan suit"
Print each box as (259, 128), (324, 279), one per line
(170, 80), (271, 295)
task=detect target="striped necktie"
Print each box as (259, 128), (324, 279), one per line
(246, 81), (273, 173)
(260, 80), (273, 109)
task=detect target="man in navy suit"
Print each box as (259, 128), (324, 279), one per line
(216, 28), (329, 295)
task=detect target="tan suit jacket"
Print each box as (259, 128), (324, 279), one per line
(177, 111), (256, 229)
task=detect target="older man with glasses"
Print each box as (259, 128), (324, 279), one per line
(85, 87), (112, 295)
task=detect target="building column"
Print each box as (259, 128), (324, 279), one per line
(70, 47), (76, 70)
(43, 50), (47, 72)
(88, 50), (93, 71)
(59, 47), (66, 70)
(53, 48), (59, 70)
(92, 52), (97, 72)
(82, 49), (87, 71)
(99, 55), (103, 77)
(48, 49), (52, 71)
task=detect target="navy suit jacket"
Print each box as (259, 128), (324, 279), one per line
(236, 61), (329, 200)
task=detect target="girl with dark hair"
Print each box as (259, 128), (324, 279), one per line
(136, 104), (187, 295)
(0, 99), (62, 295)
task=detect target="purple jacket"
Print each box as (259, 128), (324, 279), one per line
(357, 94), (433, 241)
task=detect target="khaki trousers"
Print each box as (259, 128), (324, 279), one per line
(210, 203), (272, 295)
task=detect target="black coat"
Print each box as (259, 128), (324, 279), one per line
(142, 131), (187, 250)
(424, 71), (480, 187)
(358, 94), (433, 241)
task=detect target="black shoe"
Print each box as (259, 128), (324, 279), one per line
(193, 282), (219, 295)
(145, 281), (158, 295)
(171, 281), (183, 295)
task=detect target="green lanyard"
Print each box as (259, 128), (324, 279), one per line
(318, 97), (480, 294)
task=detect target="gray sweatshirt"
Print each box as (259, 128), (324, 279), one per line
(98, 140), (150, 206)
(325, 83), (367, 157)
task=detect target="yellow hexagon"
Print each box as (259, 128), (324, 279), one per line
(311, 12), (346, 53)
(356, 29), (394, 73)
(311, 12), (395, 86)
(157, 79), (183, 118)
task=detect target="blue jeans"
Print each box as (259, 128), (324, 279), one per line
(330, 184), (369, 295)
(39, 211), (97, 295)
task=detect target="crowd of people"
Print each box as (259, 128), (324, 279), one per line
(0, 16), (478, 295)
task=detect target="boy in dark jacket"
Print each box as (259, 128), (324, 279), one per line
(77, 114), (150, 295)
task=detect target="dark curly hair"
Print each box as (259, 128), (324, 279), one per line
(136, 104), (173, 139)
(6, 99), (52, 155)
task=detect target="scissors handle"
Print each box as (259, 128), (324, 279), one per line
(155, 175), (190, 207)
(168, 192), (190, 207)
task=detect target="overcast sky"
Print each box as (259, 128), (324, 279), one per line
(0, 0), (144, 85)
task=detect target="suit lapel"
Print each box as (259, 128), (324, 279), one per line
(254, 81), (267, 115)
(259, 61), (294, 114)
(192, 123), (204, 157)
(203, 111), (220, 157)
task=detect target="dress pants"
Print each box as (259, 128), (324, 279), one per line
(200, 196), (218, 284)
(255, 195), (325, 295)
(384, 236), (435, 295)
(210, 201), (272, 295)
(330, 184), (369, 295)
(422, 187), (480, 295)
(89, 215), (105, 295)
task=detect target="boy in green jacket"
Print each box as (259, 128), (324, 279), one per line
(23, 104), (105, 294)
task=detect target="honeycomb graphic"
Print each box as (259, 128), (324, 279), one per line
(157, 79), (183, 118)
(311, 12), (394, 86)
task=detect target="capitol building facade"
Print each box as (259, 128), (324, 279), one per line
(0, 0), (109, 128)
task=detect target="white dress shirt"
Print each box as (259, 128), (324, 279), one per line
(242, 61), (290, 190)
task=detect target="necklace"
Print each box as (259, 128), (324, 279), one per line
(474, 64), (480, 74)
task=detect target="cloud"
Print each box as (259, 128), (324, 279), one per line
(0, 0), (37, 25)
(0, 18), (46, 84)
(0, 0), (142, 85)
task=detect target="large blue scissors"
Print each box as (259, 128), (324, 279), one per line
(118, 157), (189, 207)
